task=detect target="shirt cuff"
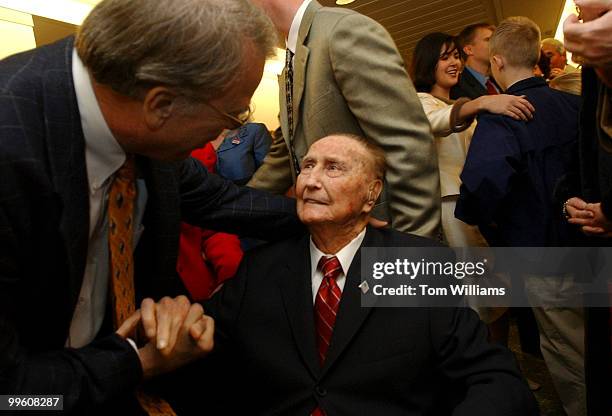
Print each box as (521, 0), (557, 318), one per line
(450, 97), (474, 133)
(126, 337), (139, 356)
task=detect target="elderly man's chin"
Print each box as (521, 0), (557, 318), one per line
(297, 202), (328, 225)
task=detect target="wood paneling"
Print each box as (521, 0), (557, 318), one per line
(318, 0), (564, 62)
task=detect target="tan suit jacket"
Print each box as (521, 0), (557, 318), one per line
(248, 1), (440, 238)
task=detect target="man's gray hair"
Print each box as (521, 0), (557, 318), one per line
(541, 38), (566, 55)
(76, 0), (277, 101)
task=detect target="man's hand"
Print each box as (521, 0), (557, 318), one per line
(565, 196), (612, 237)
(549, 68), (567, 79)
(116, 297), (215, 379)
(582, 202), (612, 236)
(564, 0), (612, 68)
(140, 296), (191, 353)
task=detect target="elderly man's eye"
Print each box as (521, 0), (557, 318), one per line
(326, 164), (345, 177)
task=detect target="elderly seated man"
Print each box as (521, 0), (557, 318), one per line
(177, 134), (537, 415)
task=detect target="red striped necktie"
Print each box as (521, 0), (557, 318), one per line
(311, 256), (343, 416)
(314, 255), (343, 365)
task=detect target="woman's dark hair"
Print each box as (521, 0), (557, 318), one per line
(411, 32), (457, 93)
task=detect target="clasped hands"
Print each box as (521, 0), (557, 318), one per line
(565, 197), (612, 237)
(116, 296), (214, 379)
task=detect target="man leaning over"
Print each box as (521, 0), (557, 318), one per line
(0, 0), (301, 414)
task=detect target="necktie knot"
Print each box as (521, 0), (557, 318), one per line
(285, 48), (294, 68)
(115, 155), (135, 182)
(318, 255), (341, 281)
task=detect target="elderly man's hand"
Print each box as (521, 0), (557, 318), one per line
(116, 297), (215, 379)
(564, 0), (612, 68)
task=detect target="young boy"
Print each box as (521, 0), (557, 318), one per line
(455, 16), (585, 416)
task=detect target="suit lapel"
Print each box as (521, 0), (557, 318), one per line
(134, 158), (181, 297)
(291, 44), (310, 133)
(464, 69), (487, 96)
(320, 227), (379, 377)
(278, 70), (289, 145)
(278, 235), (320, 378)
(43, 38), (90, 309)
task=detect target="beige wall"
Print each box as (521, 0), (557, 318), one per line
(0, 0), (280, 130)
(251, 48), (284, 131)
(0, 7), (35, 59)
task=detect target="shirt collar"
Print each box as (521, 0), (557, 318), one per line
(464, 65), (489, 88)
(72, 49), (126, 192)
(506, 76), (547, 94)
(286, 0), (313, 54)
(309, 227), (367, 276)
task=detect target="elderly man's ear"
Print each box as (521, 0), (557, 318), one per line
(366, 180), (383, 207)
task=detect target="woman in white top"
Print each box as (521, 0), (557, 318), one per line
(411, 32), (535, 248)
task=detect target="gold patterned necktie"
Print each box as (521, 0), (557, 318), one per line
(107, 156), (176, 416)
(108, 155), (137, 329)
(285, 48), (301, 176)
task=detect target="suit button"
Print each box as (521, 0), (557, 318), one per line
(315, 386), (327, 397)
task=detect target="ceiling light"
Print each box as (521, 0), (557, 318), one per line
(336, 0), (355, 5)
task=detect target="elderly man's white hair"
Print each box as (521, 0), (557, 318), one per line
(541, 38), (566, 55)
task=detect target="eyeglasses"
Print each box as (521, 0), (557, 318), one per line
(205, 101), (252, 129)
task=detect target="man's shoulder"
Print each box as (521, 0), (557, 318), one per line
(243, 233), (308, 262)
(0, 37), (72, 94)
(364, 227), (442, 248)
(536, 84), (581, 109)
(474, 111), (512, 128)
(313, 4), (381, 31)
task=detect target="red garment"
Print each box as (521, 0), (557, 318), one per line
(485, 79), (499, 95)
(176, 143), (243, 301)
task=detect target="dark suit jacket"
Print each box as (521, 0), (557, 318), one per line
(450, 67), (490, 100)
(575, 68), (612, 415)
(194, 226), (537, 415)
(0, 37), (301, 414)
(456, 77), (581, 246)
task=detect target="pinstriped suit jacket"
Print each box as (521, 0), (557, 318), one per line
(0, 37), (301, 414)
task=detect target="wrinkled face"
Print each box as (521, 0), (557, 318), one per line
(541, 44), (566, 69)
(435, 43), (462, 89)
(467, 27), (493, 66)
(134, 47), (264, 161)
(296, 136), (375, 227)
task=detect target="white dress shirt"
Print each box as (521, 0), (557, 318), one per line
(286, 0), (313, 54)
(66, 49), (147, 348)
(309, 228), (366, 302)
